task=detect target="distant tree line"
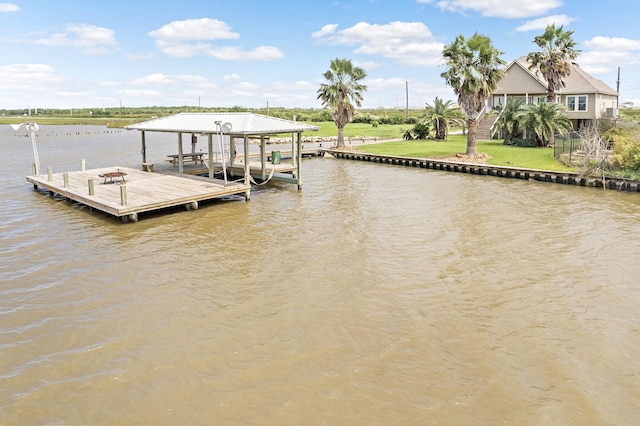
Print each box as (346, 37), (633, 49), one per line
(0, 105), (422, 126)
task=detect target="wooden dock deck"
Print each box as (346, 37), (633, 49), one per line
(26, 166), (251, 222)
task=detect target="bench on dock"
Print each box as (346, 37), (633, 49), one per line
(167, 153), (206, 166)
(99, 170), (127, 184)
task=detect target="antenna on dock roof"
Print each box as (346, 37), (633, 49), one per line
(10, 122), (40, 175)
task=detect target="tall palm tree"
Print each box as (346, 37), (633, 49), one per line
(424, 97), (463, 140)
(516, 101), (573, 147)
(527, 24), (580, 147)
(317, 58), (367, 149)
(527, 24), (580, 103)
(441, 33), (505, 156)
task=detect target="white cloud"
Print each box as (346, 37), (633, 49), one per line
(0, 64), (60, 90)
(148, 18), (239, 42)
(224, 73), (242, 81)
(579, 36), (640, 74)
(33, 24), (118, 55)
(313, 21), (444, 67)
(132, 73), (173, 85)
(0, 2), (19, 12)
(516, 14), (576, 32)
(55, 90), (90, 98)
(311, 24), (339, 38)
(354, 60), (381, 70)
(116, 89), (162, 97)
(418, 0), (562, 19)
(272, 80), (314, 91)
(149, 18), (283, 61)
(125, 52), (156, 61)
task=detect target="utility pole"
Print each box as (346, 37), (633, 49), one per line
(616, 67), (621, 110)
(405, 81), (409, 120)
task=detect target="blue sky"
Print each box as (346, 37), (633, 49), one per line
(1, 0), (638, 111)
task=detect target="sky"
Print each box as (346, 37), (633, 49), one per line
(1, 0), (639, 111)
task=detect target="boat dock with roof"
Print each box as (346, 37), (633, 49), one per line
(23, 112), (319, 222)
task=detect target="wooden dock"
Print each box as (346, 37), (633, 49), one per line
(26, 166), (251, 222)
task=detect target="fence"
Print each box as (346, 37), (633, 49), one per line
(554, 132), (581, 163)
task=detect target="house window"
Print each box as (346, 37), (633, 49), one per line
(567, 95), (588, 112)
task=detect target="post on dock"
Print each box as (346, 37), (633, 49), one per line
(120, 185), (127, 206)
(177, 133), (184, 174)
(47, 167), (53, 182)
(141, 131), (147, 164)
(260, 135), (266, 180)
(244, 134), (251, 201)
(81, 158), (85, 171)
(32, 163), (37, 176)
(208, 133), (214, 179)
(63, 172), (69, 188)
(88, 179), (94, 196)
(296, 131), (303, 190)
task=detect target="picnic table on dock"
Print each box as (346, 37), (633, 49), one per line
(99, 170), (127, 184)
(167, 152), (206, 166)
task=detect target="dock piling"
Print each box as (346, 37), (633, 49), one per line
(81, 159), (86, 171)
(63, 172), (69, 188)
(88, 179), (95, 196)
(47, 167), (52, 182)
(120, 185), (127, 206)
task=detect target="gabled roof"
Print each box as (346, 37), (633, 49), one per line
(509, 56), (618, 96)
(126, 112), (320, 136)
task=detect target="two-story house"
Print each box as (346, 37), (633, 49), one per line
(484, 56), (619, 138)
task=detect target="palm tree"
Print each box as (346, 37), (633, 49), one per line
(492, 98), (525, 144)
(317, 58), (367, 149)
(527, 24), (580, 103)
(527, 25), (580, 147)
(424, 97), (463, 140)
(441, 33), (505, 156)
(516, 101), (573, 147)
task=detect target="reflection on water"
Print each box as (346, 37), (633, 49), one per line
(1, 126), (640, 424)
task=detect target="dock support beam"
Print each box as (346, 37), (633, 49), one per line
(208, 134), (214, 179)
(178, 133), (184, 174)
(141, 131), (147, 164)
(296, 132), (303, 190)
(244, 135), (251, 201)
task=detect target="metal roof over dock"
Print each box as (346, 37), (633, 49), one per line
(125, 112), (320, 136)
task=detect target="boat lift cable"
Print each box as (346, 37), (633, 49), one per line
(248, 163), (277, 186)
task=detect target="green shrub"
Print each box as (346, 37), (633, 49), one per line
(610, 129), (640, 170)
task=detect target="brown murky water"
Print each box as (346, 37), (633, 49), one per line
(2, 125), (640, 425)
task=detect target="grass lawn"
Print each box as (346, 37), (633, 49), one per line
(357, 134), (576, 172)
(302, 121), (409, 140)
